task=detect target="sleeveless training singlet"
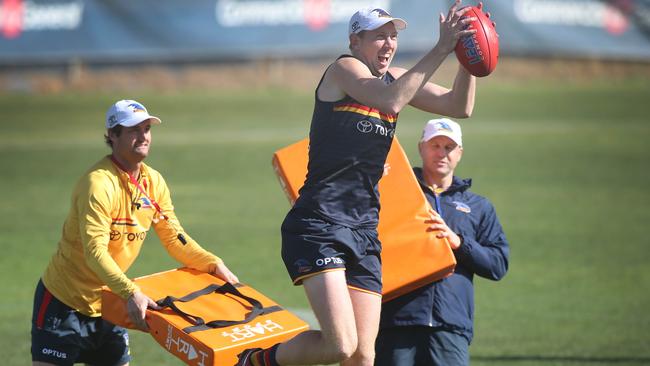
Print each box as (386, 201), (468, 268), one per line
(294, 55), (398, 229)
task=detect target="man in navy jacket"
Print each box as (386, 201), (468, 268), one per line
(375, 118), (510, 366)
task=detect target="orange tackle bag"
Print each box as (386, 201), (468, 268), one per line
(101, 268), (309, 366)
(272, 138), (456, 302)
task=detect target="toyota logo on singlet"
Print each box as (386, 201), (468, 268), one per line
(357, 120), (373, 133)
(110, 230), (121, 241)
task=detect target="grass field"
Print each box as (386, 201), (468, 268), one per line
(1, 78), (649, 365)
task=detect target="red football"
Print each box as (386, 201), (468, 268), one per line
(454, 5), (499, 77)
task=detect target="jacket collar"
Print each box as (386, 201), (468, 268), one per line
(106, 155), (150, 183)
(412, 167), (472, 195)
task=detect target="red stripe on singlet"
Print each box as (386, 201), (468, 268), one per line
(36, 287), (53, 329)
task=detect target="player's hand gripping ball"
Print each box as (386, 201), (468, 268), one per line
(454, 5), (499, 77)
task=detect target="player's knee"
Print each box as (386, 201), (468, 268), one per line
(331, 345), (356, 363)
(349, 346), (375, 366)
(340, 338), (376, 366)
(338, 337), (358, 360)
(323, 336), (358, 363)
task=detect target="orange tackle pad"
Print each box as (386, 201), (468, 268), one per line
(272, 138), (456, 302)
(102, 268), (309, 365)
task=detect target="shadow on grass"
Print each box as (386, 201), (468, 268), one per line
(472, 355), (650, 364)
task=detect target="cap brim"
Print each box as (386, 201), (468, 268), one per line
(148, 116), (162, 125)
(422, 132), (462, 146)
(358, 17), (408, 33)
(118, 115), (162, 127)
(390, 18), (407, 30)
(375, 17), (407, 31)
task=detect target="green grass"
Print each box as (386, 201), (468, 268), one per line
(1, 81), (649, 365)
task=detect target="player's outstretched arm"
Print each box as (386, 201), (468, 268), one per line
(404, 64), (476, 118)
(332, 1), (476, 115)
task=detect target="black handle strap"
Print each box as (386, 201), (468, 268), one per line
(155, 282), (282, 334)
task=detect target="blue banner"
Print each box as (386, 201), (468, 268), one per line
(0, 0), (648, 64)
(490, 0), (650, 59)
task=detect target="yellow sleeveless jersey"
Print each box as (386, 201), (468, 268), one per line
(42, 156), (222, 317)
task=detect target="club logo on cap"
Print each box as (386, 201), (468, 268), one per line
(372, 8), (391, 18)
(435, 121), (453, 132)
(128, 102), (146, 113)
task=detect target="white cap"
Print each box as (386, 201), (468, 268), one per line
(349, 7), (407, 35)
(105, 100), (161, 129)
(421, 118), (463, 146)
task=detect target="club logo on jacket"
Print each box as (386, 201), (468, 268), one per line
(453, 201), (471, 213)
(137, 197), (153, 209)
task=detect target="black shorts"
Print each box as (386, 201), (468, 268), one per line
(281, 207), (382, 295)
(375, 326), (470, 366)
(31, 279), (131, 366)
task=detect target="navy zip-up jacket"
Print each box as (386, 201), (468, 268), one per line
(379, 168), (510, 343)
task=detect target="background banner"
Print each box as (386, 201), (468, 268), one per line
(1, 0), (649, 64)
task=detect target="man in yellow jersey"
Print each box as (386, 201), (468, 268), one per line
(31, 99), (239, 366)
